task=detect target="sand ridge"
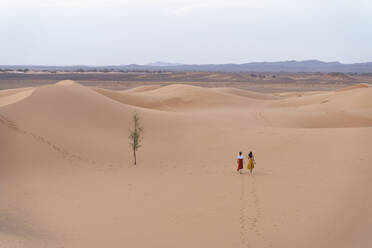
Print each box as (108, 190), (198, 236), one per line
(0, 88), (34, 107)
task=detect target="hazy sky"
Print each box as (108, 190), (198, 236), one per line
(1, 0), (371, 65)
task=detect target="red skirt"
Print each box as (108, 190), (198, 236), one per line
(237, 159), (243, 171)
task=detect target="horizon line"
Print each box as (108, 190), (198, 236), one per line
(1, 59), (372, 67)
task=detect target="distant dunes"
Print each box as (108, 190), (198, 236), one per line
(2, 81), (371, 128)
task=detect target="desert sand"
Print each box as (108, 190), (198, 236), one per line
(0, 80), (371, 248)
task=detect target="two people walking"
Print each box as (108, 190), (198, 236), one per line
(237, 151), (256, 175)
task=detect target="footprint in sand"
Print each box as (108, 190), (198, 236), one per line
(239, 174), (272, 248)
(239, 176), (250, 248)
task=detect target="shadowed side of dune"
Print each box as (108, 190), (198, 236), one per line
(93, 87), (173, 111)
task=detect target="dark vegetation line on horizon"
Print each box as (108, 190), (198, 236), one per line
(1, 69), (371, 93)
(1, 60), (372, 73)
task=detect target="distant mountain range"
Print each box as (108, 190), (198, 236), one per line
(1, 60), (372, 73)
(146, 61), (184, 67)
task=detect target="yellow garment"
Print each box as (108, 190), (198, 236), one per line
(248, 159), (254, 169)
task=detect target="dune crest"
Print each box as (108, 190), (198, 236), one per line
(55, 80), (79, 86)
(336, 83), (370, 92)
(0, 88), (35, 107)
(123, 85), (162, 93)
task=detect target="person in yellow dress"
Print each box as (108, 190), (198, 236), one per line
(247, 151), (256, 175)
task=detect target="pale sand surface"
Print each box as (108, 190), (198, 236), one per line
(0, 80), (371, 248)
(0, 88), (34, 107)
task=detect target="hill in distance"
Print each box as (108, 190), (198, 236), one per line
(2, 60), (372, 73)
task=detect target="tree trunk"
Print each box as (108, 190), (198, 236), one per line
(134, 149), (137, 165)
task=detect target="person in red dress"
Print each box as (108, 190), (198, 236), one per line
(237, 151), (244, 174)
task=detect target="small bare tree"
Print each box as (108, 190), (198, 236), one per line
(129, 112), (143, 165)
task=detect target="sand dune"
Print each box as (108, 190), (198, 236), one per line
(94, 84), (372, 128)
(0, 80), (141, 168)
(93, 87), (173, 111)
(94, 84), (265, 111)
(0, 81), (371, 248)
(131, 84), (255, 110)
(0, 87), (34, 98)
(0, 88), (34, 107)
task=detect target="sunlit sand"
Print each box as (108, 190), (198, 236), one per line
(0, 81), (371, 247)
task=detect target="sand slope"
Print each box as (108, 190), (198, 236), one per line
(0, 87), (34, 107)
(214, 87), (280, 100)
(0, 81), (371, 248)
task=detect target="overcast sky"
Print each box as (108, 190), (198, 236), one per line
(1, 0), (371, 65)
